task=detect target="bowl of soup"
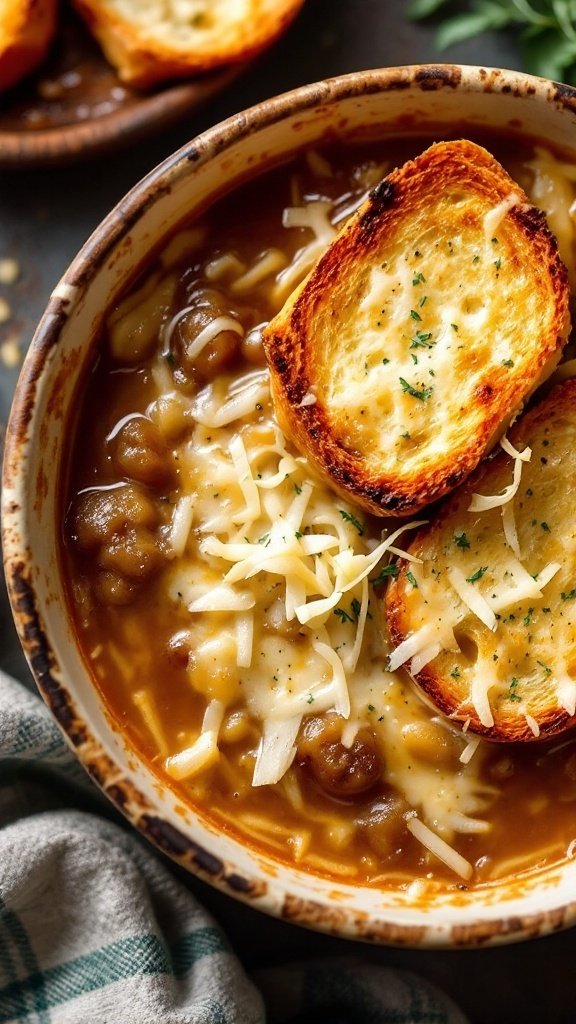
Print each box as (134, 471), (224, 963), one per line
(5, 64), (576, 947)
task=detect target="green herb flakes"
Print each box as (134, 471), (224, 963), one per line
(410, 331), (434, 349)
(370, 563), (400, 585)
(339, 509), (364, 535)
(399, 377), (433, 401)
(508, 677), (521, 703)
(334, 607), (354, 624)
(466, 566), (488, 584)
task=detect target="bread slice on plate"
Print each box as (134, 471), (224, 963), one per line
(385, 378), (576, 742)
(263, 140), (570, 518)
(72, 0), (305, 88)
(0, 0), (57, 93)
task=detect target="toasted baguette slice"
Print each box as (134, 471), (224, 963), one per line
(386, 378), (576, 742)
(0, 0), (57, 93)
(263, 140), (570, 518)
(72, 0), (304, 88)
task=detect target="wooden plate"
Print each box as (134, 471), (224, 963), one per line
(0, 10), (246, 168)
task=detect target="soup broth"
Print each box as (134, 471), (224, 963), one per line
(62, 137), (576, 891)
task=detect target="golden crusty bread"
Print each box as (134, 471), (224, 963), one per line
(0, 0), (57, 93)
(263, 140), (570, 518)
(71, 0), (305, 88)
(386, 378), (576, 742)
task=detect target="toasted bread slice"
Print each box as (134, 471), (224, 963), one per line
(72, 0), (304, 88)
(0, 0), (57, 93)
(263, 140), (570, 518)
(386, 378), (576, 742)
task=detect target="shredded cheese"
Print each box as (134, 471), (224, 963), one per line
(483, 192), (522, 241)
(447, 566), (497, 632)
(231, 249), (286, 294)
(460, 735), (481, 766)
(164, 700), (224, 781)
(192, 369), (269, 428)
(524, 714), (540, 738)
(406, 817), (473, 880)
(471, 676), (495, 729)
(468, 438), (531, 512)
(274, 200), (337, 301)
(164, 495), (194, 557)
(252, 716), (301, 787)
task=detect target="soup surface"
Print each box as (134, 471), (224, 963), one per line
(63, 136), (576, 891)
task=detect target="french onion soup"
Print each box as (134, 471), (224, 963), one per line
(62, 138), (576, 890)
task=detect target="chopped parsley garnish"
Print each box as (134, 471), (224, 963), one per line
(401, 430), (411, 440)
(466, 566), (488, 584)
(537, 660), (552, 676)
(399, 377), (433, 401)
(409, 308), (422, 322)
(508, 677), (521, 703)
(494, 257), (502, 271)
(382, 357), (390, 365)
(412, 272), (426, 285)
(367, 704), (376, 712)
(541, 521), (551, 532)
(561, 589), (576, 601)
(165, 351), (177, 367)
(293, 482), (302, 494)
(501, 359), (514, 368)
(370, 563), (400, 585)
(472, 254), (480, 264)
(295, 531), (303, 539)
(351, 598), (362, 622)
(334, 607), (354, 624)
(455, 531), (470, 549)
(450, 667), (461, 680)
(406, 570), (418, 588)
(523, 608), (534, 627)
(451, 323), (459, 332)
(410, 331), (434, 349)
(419, 295), (427, 308)
(339, 509), (364, 535)
(306, 694), (314, 704)
(258, 533), (271, 546)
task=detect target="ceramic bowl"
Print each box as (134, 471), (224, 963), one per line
(5, 65), (576, 948)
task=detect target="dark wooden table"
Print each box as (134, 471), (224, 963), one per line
(1, 3), (575, 1021)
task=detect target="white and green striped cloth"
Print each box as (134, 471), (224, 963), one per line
(0, 669), (468, 1024)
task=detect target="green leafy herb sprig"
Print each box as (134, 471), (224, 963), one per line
(408, 0), (576, 84)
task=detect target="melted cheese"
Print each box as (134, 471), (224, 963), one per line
(158, 365), (492, 838)
(483, 192), (523, 241)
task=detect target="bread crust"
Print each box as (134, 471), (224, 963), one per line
(71, 0), (305, 88)
(0, 0), (57, 93)
(386, 378), (576, 742)
(263, 140), (571, 518)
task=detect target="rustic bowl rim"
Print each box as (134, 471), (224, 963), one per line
(5, 63), (576, 949)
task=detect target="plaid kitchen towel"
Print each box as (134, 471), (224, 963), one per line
(0, 669), (468, 1024)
